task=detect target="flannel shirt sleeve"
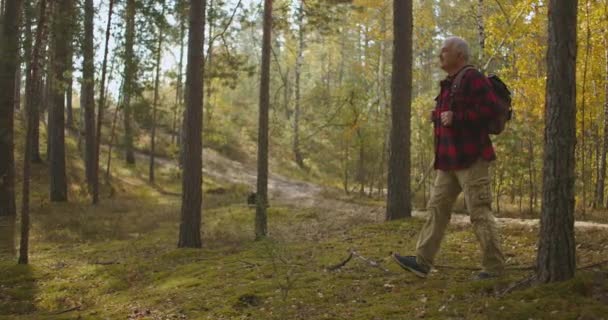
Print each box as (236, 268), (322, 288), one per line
(452, 70), (499, 126)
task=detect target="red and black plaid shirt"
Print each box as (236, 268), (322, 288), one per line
(431, 67), (499, 171)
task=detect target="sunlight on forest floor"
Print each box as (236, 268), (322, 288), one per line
(2, 123), (608, 320)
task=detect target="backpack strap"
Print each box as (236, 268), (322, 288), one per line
(449, 65), (476, 110)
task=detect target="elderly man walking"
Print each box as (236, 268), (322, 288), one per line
(393, 37), (505, 280)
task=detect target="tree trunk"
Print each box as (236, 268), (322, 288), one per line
(598, 34), (608, 208)
(537, 0), (577, 283)
(385, 0), (412, 220)
(65, 40), (73, 129)
(26, 0), (44, 166)
(48, 0), (73, 202)
(82, 0), (96, 195)
(0, 0), (21, 257)
(178, 0), (206, 248)
(173, 11), (185, 146)
(106, 103), (120, 180)
(14, 66), (21, 110)
(255, 0), (273, 239)
(150, 0), (166, 184)
(477, 0), (485, 65)
(18, 0), (44, 264)
(357, 130), (365, 196)
(579, 0), (591, 216)
(0, 0), (21, 217)
(122, 0), (136, 165)
(93, 0), (114, 204)
(204, 0), (214, 129)
(527, 138), (535, 213)
(293, 2), (304, 169)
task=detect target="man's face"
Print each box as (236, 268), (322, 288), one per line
(439, 41), (460, 72)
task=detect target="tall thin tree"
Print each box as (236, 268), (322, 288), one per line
(93, 0), (114, 204)
(0, 0), (21, 256)
(386, 0), (412, 220)
(293, 2), (304, 169)
(150, 0), (166, 184)
(20, 0), (47, 264)
(537, 0), (578, 283)
(255, 0), (273, 238)
(178, 0), (206, 248)
(122, 0), (136, 165)
(0, 0), (22, 217)
(82, 0), (96, 195)
(48, 0), (73, 202)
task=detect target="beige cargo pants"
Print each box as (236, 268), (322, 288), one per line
(416, 159), (505, 274)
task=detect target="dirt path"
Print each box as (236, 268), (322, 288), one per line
(144, 148), (608, 232)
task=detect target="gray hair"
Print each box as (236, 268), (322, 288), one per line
(444, 36), (470, 63)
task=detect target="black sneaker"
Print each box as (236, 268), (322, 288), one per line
(473, 271), (498, 281)
(392, 253), (430, 278)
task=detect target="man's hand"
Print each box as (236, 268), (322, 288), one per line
(441, 111), (454, 126)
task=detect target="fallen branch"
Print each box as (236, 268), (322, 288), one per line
(498, 274), (536, 297)
(51, 305), (81, 315)
(326, 250), (393, 274)
(351, 250), (392, 274)
(239, 260), (260, 268)
(326, 252), (353, 271)
(579, 259), (608, 270)
(93, 260), (121, 265)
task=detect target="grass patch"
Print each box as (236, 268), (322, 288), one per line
(2, 117), (608, 319)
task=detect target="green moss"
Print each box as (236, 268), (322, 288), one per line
(4, 118), (608, 319)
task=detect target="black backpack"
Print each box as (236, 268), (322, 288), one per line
(451, 66), (513, 134)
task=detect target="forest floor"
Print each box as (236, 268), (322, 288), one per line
(1, 121), (608, 319)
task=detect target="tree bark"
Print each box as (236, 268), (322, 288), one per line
(93, 0), (114, 204)
(173, 7), (185, 146)
(255, 0), (273, 239)
(477, 0), (485, 65)
(178, 0), (206, 248)
(293, 2), (304, 169)
(48, 0), (73, 202)
(18, 0), (44, 264)
(82, 0), (96, 196)
(122, 0), (136, 164)
(0, 0), (21, 258)
(0, 0), (21, 217)
(150, 0), (166, 184)
(386, 0), (412, 220)
(537, 0), (577, 283)
(14, 66), (21, 110)
(25, 0), (44, 166)
(598, 32), (608, 208)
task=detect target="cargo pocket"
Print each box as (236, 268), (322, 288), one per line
(465, 177), (492, 211)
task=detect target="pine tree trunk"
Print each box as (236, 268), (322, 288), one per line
(18, 0), (44, 264)
(477, 0), (485, 65)
(293, 3), (304, 169)
(0, 0), (21, 217)
(93, 0), (114, 204)
(27, 0), (44, 165)
(173, 12), (185, 146)
(14, 67), (21, 110)
(386, 0), (412, 220)
(150, 0), (166, 184)
(123, 0), (136, 165)
(178, 0), (206, 248)
(48, 0), (72, 202)
(65, 43), (73, 129)
(82, 0), (96, 196)
(204, 0), (214, 129)
(537, 0), (577, 283)
(598, 35), (608, 208)
(255, 0), (273, 239)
